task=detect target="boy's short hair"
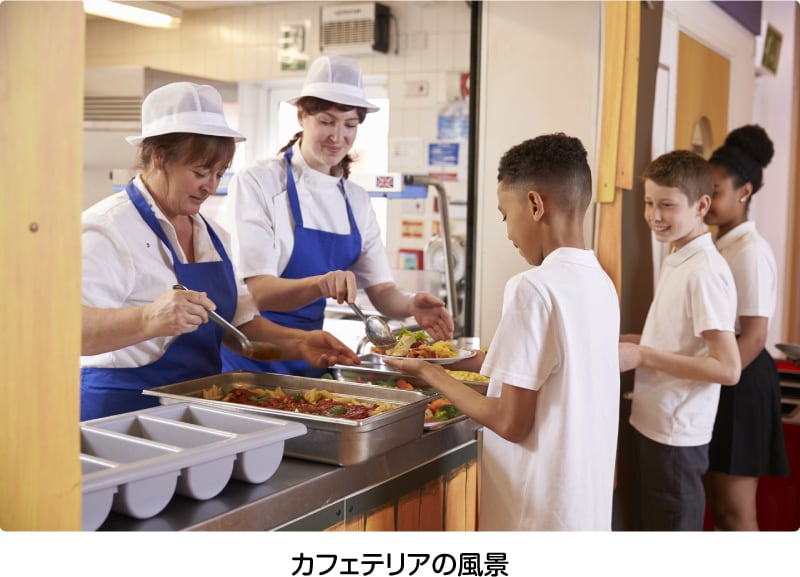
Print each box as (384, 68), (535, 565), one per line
(497, 133), (592, 214)
(641, 150), (712, 203)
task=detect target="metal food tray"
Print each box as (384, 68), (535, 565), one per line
(144, 371), (430, 466)
(330, 364), (436, 394)
(331, 354), (489, 395)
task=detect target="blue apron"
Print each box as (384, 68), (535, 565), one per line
(221, 147), (362, 377)
(80, 181), (238, 420)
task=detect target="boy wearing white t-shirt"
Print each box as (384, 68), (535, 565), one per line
(619, 150), (741, 531)
(387, 134), (621, 530)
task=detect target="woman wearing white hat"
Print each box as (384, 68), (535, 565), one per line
(80, 82), (359, 420)
(219, 56), (454, 377)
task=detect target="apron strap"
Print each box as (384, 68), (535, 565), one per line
(126, 180), (181, 266)
(284, 148), (304, 227)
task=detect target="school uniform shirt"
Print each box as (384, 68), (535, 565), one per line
(81, 176), (260, 369)
(479, 248), (620, 531)
(715, 221), (777, 329)
(630, 233), (737, 447)
(218, 143), (394, 289)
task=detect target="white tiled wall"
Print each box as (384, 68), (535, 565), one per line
(86, 2), (471, 120)
(86, 0), (472, 261)
(86, 1), (472, 308)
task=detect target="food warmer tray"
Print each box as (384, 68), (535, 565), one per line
(81, 402), (306, 531)
(143, 371), (430, 466)
(331, 354), (489, 395)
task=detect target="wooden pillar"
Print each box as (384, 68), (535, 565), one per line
(594, 0), (663, 531)
(0, 1), (84, 530)
(787, 5), (800, 344)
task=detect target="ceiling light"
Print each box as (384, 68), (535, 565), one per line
(83, 1), (182, 29)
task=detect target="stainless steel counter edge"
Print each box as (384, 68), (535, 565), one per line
(99, 418), (481, 531)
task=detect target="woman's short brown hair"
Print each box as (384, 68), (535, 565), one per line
(136, 133), (236, 172)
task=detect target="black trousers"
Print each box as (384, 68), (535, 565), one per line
(635, 429), (709, 531)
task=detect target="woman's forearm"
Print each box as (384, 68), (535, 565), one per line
(246, 274), (325, 312)
(365, 282), (412, 319)
(82, 305), (152, 356)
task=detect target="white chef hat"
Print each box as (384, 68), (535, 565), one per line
(127, 82), (245, 145)
(286, 55), (379, 113)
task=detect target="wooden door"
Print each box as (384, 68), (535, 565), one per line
(675, 32), (731, 155)
(0, 1), (84, 530)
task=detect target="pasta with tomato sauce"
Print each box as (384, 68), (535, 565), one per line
(201, 384), (396, 420)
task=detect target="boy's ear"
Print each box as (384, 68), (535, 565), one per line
(528, 190), (544, 222)
(696, 194), (712, 217)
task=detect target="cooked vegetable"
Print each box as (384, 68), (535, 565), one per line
(427, 398), (451, 412)
(433, 404), (461, 421)
(396, 379), (414, 390)
(377, 329), (427, 357)
(373, 336), (460, 359)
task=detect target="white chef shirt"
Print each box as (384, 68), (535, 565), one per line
(630, 233), (737, 446)
(81, 176), (260, 369)
(479, 248), (620, 530)
(218, 143), (394, 288)
(715, 221), (777, 330)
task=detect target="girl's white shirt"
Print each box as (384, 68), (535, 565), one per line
(715, 220), (777, 332)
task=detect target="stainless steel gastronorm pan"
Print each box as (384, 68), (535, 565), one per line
(331, 354), (489, 395)
(144, 371), (430, 466)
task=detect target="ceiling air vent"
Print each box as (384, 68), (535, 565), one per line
(320, 2), (390, 56)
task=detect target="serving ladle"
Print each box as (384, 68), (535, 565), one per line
(173, 284), (281, 361)
(348, 301), (397, 348)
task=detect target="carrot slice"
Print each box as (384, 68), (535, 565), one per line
(427, 398), (450, 412)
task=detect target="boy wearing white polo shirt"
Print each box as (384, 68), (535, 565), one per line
(388, 134), (621, 530)
(619, 150), (741, 531)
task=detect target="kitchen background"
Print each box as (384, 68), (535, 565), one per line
(83, 0), (473, 346)
(80, 0), (798, 357)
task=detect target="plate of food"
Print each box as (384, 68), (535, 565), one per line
(370, 328), (476, 365)
(776, 343), (800, 362)
(423, 397), (466, 430)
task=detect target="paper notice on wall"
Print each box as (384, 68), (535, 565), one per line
(397, 249), (424, 270)
(428, 171), (458, 182)
(428, 142), (460, 166)
(437, 100), (469, 140)
(401, 220), (425, 238)
(428, 141), (467, 188)
(279, 22), (310, 71)
(389, 137), (425, 171)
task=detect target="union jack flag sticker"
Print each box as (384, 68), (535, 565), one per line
(375, 175), (394, 188)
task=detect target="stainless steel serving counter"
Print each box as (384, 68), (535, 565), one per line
(99, 417), (481, 531)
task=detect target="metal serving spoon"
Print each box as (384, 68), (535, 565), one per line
(173, 284), (281, 361)
(348, 301), (397, 348)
